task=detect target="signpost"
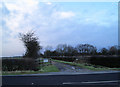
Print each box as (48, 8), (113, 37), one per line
(43, 58), (48, 63)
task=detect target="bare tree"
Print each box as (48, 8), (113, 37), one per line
(55, 44), (77, 56)
(56, 44), (67, 56)
(76, 44), (97, 55)
(108, 46), (118, 55)
(101, 48), (108, 55)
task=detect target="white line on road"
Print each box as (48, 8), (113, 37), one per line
(63, 80), (120, 85)
(81, 80), (120, 84)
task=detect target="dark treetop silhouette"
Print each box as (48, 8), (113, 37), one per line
(19, 31), (42, 59)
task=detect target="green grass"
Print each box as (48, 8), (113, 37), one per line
(2, 65), (59, 75)
(40, 65), (59, 73)
(52, 59), (120, 71)
(2, 70), (42, 75)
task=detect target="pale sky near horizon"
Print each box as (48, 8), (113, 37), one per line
(1, 0), (118, 57)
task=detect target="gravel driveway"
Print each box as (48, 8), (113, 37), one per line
(52, 61), (93, 73)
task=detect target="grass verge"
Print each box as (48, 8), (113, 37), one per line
(2, 65), (59, 75)
(52, 59), (120, 71)
(40, 65), (59, 73)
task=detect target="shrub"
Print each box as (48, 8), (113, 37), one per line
(2, 58), (39, 71)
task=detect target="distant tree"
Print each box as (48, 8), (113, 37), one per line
(19, 31), (42, 59)
(56, 44), (67, 56)
(45, 46), (53, 51)
(44, 46), (53, 57)
(44, 50), (52, 57)
(108, 46), (118, 55)
(63, 45), (77, 56)
(55, 44), (77, 56)
(76, 44), (97, 55)
(101, 48), (108, 55)
(51, 51), (59, 56)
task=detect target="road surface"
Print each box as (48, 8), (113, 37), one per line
(52, 61), (119, 73)
(1, 72), (120, 87)
(52, 61), (93, 72)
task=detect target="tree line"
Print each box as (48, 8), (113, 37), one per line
(44, 44), (119, 57)
(19, 32), (120, 59)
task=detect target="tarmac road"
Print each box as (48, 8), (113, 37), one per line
(1, 72), (120, 87)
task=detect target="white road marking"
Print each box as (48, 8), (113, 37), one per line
(63, 80), (120, 85)
(31, 83), (34, 85)
(81, 80), (119, 84)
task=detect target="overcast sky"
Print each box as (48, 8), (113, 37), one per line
(1, 0), (118, 57)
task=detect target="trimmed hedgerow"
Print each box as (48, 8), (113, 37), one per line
(2, 58), (39, 71)
(89, 56), (120, 68)
(51, 57), (76, 62)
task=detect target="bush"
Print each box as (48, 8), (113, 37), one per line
(90, 56), (120, 68)
(2, 58), (39, 71)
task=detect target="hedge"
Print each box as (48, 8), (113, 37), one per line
(51, 57), (76, 62)
(2, 58), (39, 71)
(89, 56), (120, 68)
